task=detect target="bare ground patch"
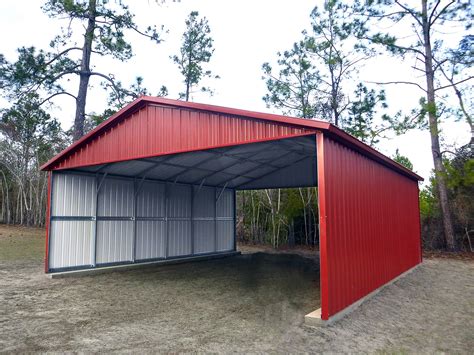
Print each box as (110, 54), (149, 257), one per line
(0, 225), (473, 353)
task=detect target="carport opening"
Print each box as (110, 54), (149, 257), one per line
(236, 188), (319, 252)
(50, 133), (321, 314)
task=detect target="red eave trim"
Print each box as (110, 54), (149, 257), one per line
(41, 96), (423, 181)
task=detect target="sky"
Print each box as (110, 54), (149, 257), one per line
(0, 0), (471, 185)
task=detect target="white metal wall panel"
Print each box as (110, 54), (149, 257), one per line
(49, 220), (94, 268)
(52, 174), (96, 216)
(168, 221), (191, 257)
(193, 220), (215, 254)
(168, 184), (191, 217)
(97, 178), (134, 217)
(217, 220), (234, 252)
(96, 220), (133, 264)
(137, 181), (165, 217)
(216, 189), (234, 217)
(135, 221), (166, 260)
(49, 171), (235, 272)
(193, 186), (215, 218)
(192, 185), (216, 254)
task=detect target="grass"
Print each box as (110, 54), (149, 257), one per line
(0, 224), (45, 262)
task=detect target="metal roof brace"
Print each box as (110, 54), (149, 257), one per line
(96, 172), (109, 192)
(134, 175), (148, 197)
(95, 163), (113, 174)
(163, 152), (222, 183)
(216, 182), (229, 203)
(234, 154), (311, 189)
(214, 149), (300, 188)
(136, 155), (177, 178)
(192, 145), (299, 186)
(193, 178), (206, 198)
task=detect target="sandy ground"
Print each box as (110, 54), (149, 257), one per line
(0, 225), (473, 353)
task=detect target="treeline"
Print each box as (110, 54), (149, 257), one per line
(0, 96), (67, 226)
(0, 1), (472, 251)
(237, 189), (319, 249)
(420, 145), (473, 252)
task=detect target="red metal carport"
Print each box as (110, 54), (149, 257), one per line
(41, 96), (423, 323)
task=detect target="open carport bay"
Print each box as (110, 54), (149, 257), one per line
(1, 226), (473, 353)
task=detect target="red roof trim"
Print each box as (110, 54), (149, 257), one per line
(41, 96), (423, 181)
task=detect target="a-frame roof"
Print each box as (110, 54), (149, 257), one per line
(41, 96), (422, 181)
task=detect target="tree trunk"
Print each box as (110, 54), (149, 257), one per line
(73, 0), (96, 141)
(422, 0), (456, 251)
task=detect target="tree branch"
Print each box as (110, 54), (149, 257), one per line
(44, 47), (82, 67)
(429, 0), (455, 26)
(395, 1), (423, 28)
(434, 76), (473, 92)
(368, 80), (427, 92)
(90, 71), (137, 105)
(37, 91), (77, 106)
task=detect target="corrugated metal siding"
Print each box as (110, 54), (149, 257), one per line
(137, 181), (165, 217)
(317, 134), (421, 320)
(216, 189), (233, 217)
(168, 221), (191, 257)
(96, 220), (133, 264)
(52, 174), (96, 216)
(49, 220), (94, 268)
(97, 178), (134, 217)
(240, 157), (317, 190)
(216, 221), (234, 251)
(168, 184), (192, 217)
(216, 189), (234, 251)
(135, 221), (166, 260)
(52, 105), (311, 170)
(193, 185), (217, 254)
(193, 186), (215, 217)
(193, 221), (215, 254)
(48, 172), (235, 271)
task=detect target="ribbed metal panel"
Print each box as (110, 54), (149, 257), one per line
(96, 220), (133, 264)
(97, 178), (134, 217)
(49, 220), (93, 268)
(48, 172), (235, 271)
(317, 134), (421, 320)
(51, 105), (311, 170)
(147, 164), (185, 181)
(240, 157), (317, 190)
(168, 221), (191, 257)
(193, 186), (215, 218)
(216, 221), (234, 252)
(105, 160), (154, 176)
(51, 174), (96, 216)
(136, 181), (166, 217)
(216, 189), (233, 217)
(135, 221), (166, 260)
(193, 221), (215, 254)
(168, 184), (191, 217)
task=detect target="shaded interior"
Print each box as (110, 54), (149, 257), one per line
(66, 134), (318, 190)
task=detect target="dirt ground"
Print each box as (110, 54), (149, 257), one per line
(1, 225), (473, 353)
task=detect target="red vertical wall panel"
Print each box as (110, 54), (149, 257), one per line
(317, 133), (422, 320)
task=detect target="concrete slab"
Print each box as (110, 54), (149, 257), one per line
(47, 251), (241, 279)
(304, 263), (421, 326)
